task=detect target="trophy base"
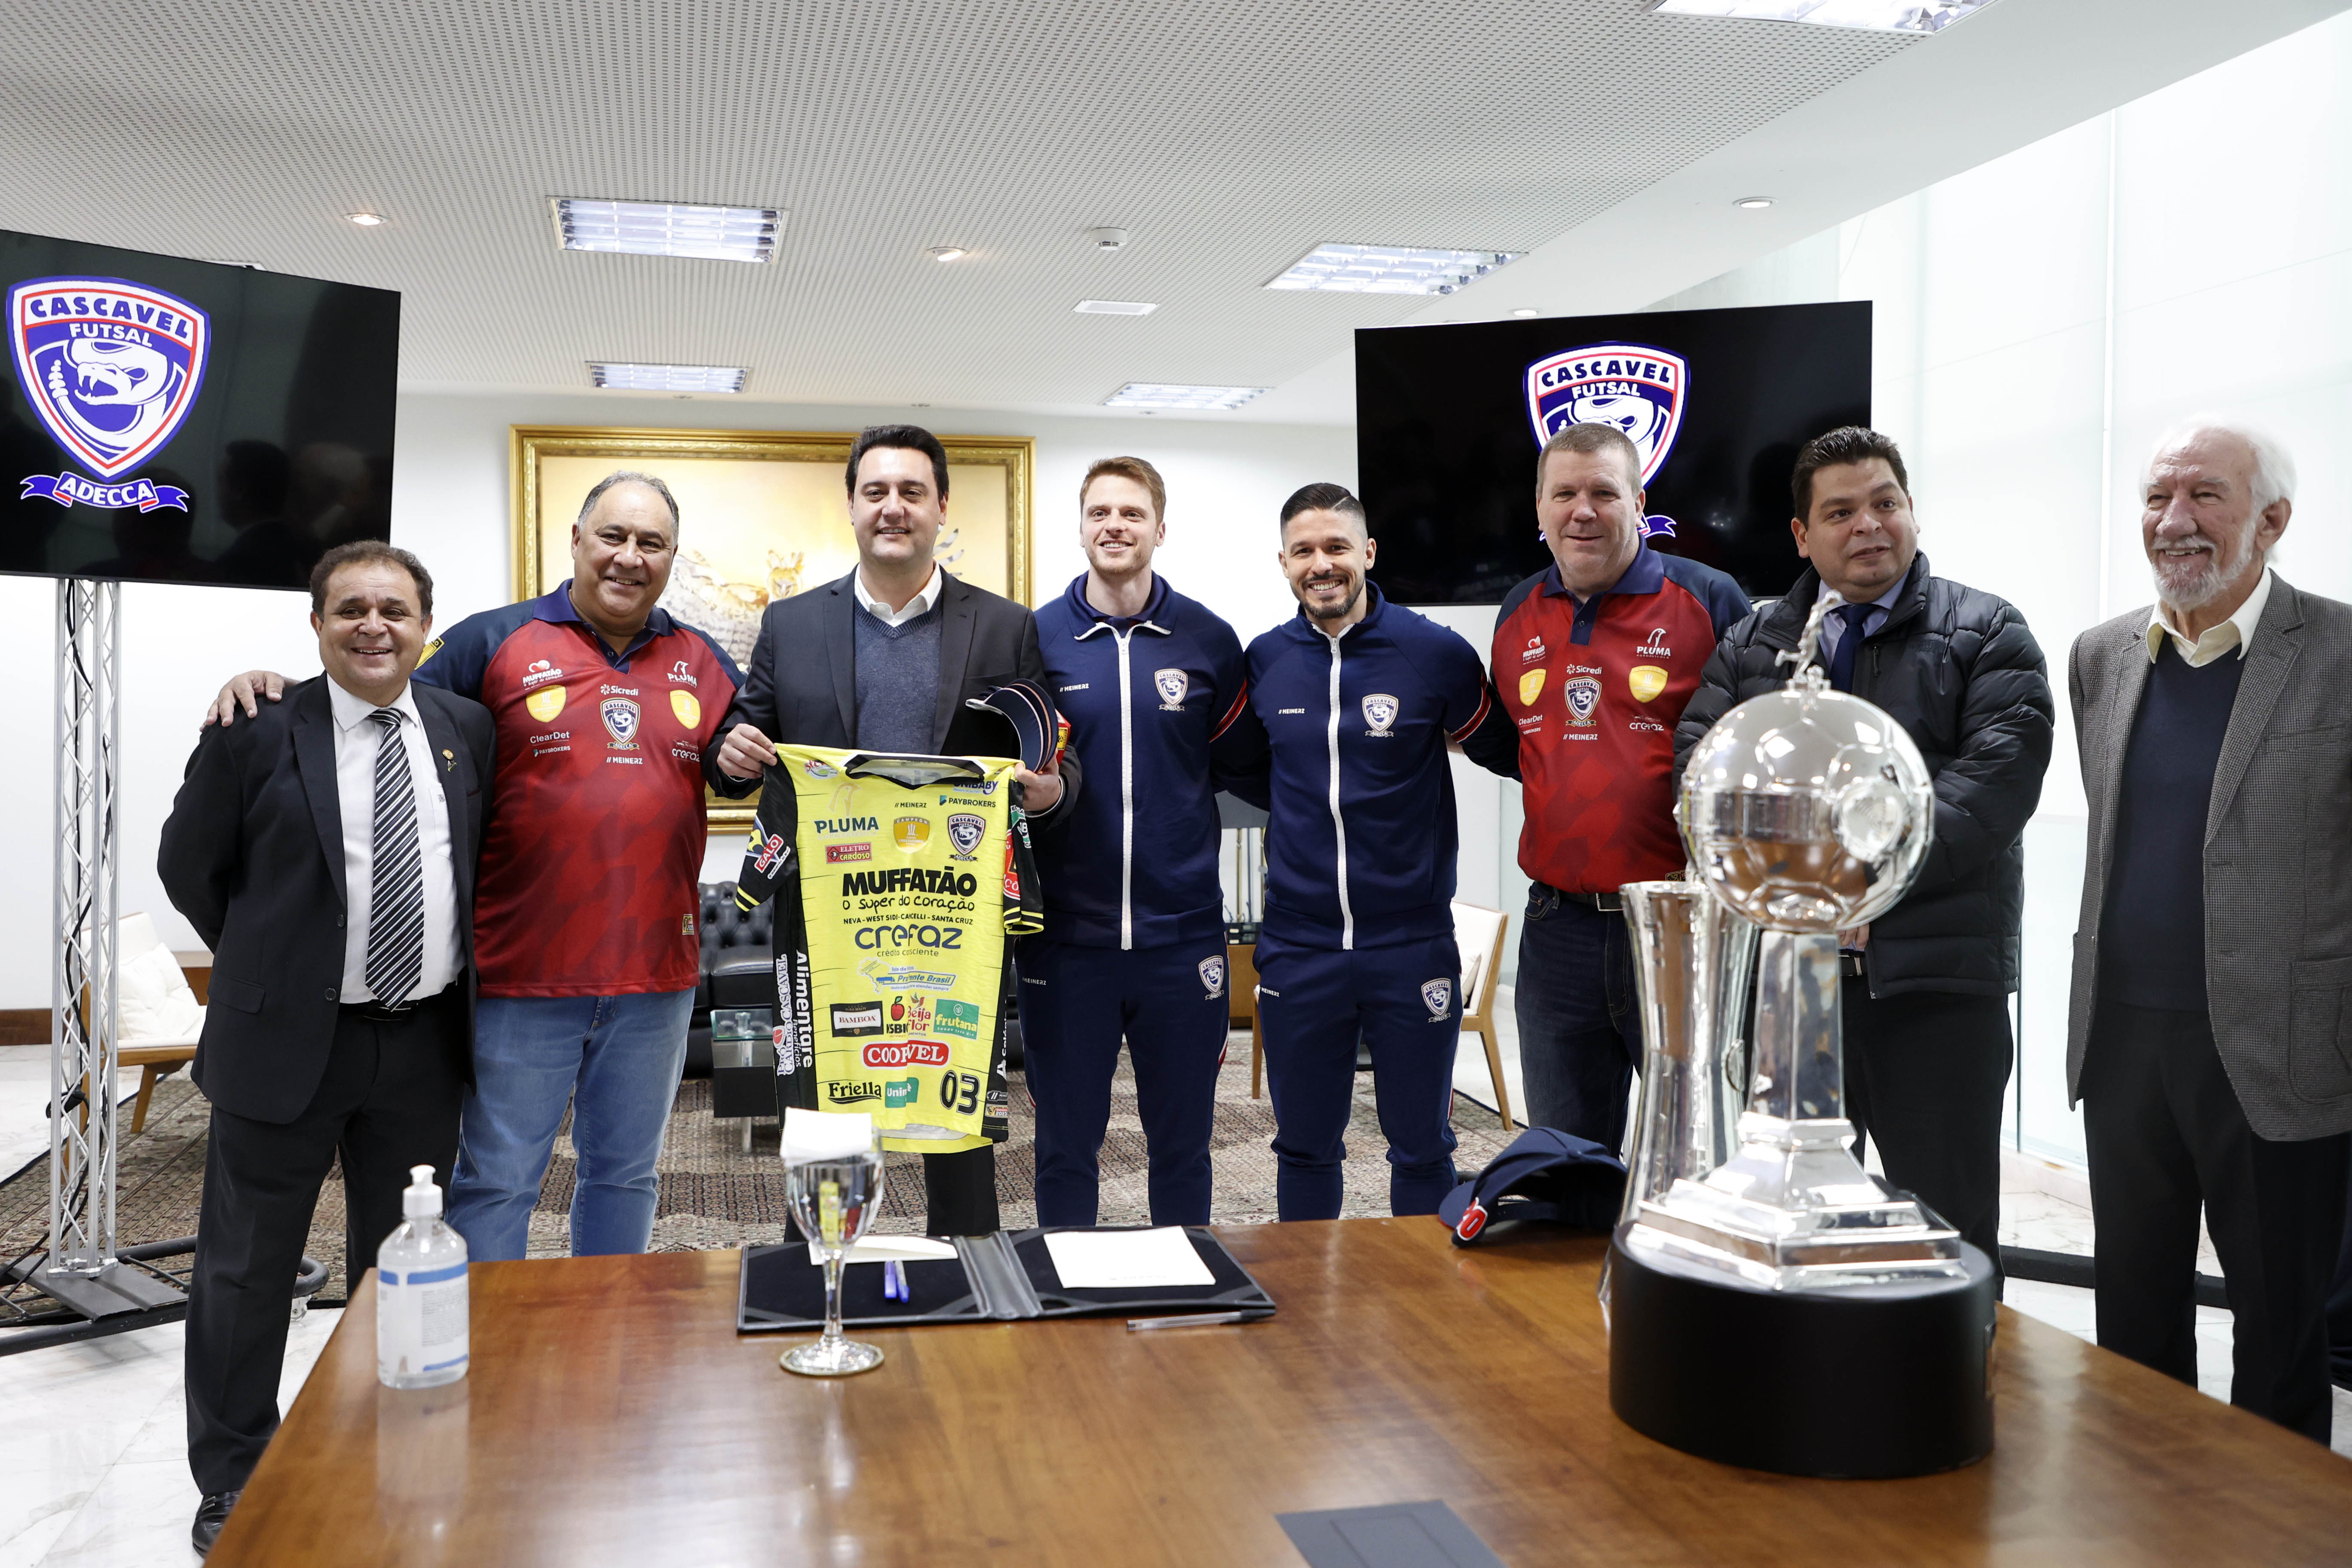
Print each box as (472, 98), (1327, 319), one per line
(1607, 1229), (1996, 1478)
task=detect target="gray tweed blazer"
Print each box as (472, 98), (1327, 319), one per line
(2067, 573), (2352, 1140)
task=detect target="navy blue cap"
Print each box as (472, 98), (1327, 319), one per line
(1436, 1127), (1626, 1245)
(966, 679), (1060, 773)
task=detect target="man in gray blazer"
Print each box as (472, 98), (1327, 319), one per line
(2068, 416), (2352, 1442)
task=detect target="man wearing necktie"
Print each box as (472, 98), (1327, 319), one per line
(1674, 427), (2053, 1288)
(160, 542), (494, 1556)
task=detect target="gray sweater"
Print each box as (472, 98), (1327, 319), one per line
(852, 600), (944, 753)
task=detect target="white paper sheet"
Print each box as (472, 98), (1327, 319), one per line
(807, 1235), (962, 1267)
(781, 1108), (873, 1161)
(1041, 1227), (1216, 1289)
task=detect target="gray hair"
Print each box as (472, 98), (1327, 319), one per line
(577, 470), (680, 532)
(2144, 414), (2297, 512)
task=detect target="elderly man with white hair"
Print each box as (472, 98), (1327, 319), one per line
(2066, 415), (2352, 1443)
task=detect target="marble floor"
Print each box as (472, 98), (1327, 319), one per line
(0, 1045), (140, 1190)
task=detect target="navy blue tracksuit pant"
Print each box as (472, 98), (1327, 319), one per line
(1254, 931), (1462, 1220)
(1017, 939), (1231, 1227)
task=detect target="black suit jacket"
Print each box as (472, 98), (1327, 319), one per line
(708, 570), (1080, 821)
(158, 675), (496, 1124)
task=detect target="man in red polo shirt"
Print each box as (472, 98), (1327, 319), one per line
(1491, 423), (1748, 1147)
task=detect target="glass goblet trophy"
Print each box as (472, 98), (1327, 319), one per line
(781, 1131), (887, 1377)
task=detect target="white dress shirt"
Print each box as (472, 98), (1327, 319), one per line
(853, 564), (944, 628)
(328, 677), (460, 1003)
(2146, 566), (2272, 667)
(1817, 575), (1908, 665)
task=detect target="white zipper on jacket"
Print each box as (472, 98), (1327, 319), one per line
(1115, 625), (1135, 951)
(1325, 633), (1354, 950)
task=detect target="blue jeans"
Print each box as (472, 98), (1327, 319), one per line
(447, 989), (695, 1260)
(1514, 886), (1641, 1150)
(1254, 931), (1462, 1220)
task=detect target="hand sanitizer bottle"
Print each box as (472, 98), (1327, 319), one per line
(377, 1164), (469, 1389)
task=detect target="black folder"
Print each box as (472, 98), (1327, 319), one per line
(735, 1225), (1274, 1332)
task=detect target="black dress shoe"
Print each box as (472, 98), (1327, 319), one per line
(192, 1490), (241, 1557)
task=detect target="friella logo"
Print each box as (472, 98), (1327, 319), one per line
(863, 1039), (952, 1069)
(11, 276), (209, 509)
(1524, 342), (1688, 485)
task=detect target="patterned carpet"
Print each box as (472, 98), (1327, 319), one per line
(1, 1035), (1520, 1301)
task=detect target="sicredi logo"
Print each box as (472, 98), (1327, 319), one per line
(862, 1039), (952, 1069)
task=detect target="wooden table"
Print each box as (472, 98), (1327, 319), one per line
(210, 1219), (2352, 1565)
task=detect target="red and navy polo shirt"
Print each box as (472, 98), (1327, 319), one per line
(1492, 544), (1748, 895)
(413, 582), (741, 998)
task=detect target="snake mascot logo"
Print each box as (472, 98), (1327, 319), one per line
(11, 276), (209, 511)
(1524, 342), (1689, 539)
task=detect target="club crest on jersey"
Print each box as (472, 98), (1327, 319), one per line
(600, 696), (640, 747)
(1563, 674), (1602, 726)
(945, 812), (985, 860)
(1519, 669), (1546, 707)
(1421, 977), (1454, 1021)
(1629, 665), (1669, 703)
(1199, 955), (1226, 1000)
(893, 815), (932, 852)
(10, 277), (210, 481)
(670, 690), (700, 728)
(526, 686), (565, 723)
(1154, 668), (1188, 710)
(1362, 693), (1400, 735)
(1524, 342), (1688, 485)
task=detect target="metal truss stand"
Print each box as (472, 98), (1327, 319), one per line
(23, 579), (183, 1327)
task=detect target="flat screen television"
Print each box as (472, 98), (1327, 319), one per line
(1, 229), (400, 589)
(1356, 300), (1871, 602)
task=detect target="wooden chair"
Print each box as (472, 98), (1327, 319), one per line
(75, 925), (206, 1135)
(1248, 901), (1516, 1132)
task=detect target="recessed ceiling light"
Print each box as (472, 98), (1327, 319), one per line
(1648, 0), (1993, 34)
(1266, 243), (1522, 296)
(1735, 196), (1776, 210)
(551, 198), (781, 263)
(344, 212), (386, 227)
(928, 246), (968, 262)
(1075, 300), (1158, 315)
(1511, 307), (1542, 319)
(1103, 383), (1266, 410)
(588, 362), (747, 393)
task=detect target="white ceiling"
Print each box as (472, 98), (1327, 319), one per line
(0, 0), (2339, 426)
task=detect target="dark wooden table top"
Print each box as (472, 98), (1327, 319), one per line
(210, 1219), (2352, 1566)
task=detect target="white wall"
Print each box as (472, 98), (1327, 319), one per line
(1647, 9), (2352, 1166)
(0, 393), (1354, 1009)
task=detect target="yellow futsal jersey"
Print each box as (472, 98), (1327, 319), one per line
(734, 744), (1042, 1153)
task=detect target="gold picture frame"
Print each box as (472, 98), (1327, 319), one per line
(510, 425), (1035, 830)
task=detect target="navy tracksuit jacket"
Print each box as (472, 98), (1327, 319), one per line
(1221, 584), (1519, 1219)
(1022, 573), (1251, 1226)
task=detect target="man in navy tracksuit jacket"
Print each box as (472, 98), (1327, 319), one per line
(1222, 484), (1520, 1220)
(1023, 457), (1253, 1226)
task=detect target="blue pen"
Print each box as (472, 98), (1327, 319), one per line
(883, 1259), (907, 1302)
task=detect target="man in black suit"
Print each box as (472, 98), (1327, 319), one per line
(159, 541), (494, 1555)
(709, 424), (1078, 1234)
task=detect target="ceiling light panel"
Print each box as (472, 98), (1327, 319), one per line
(1267, 243), (1522, 296)
(1648, 0), (1992, 35)
(1103, 383), (1266, 410)
(588, 362), (746, 392)
(1074, 299), (1158, 315)
(553, 198), (781, 262)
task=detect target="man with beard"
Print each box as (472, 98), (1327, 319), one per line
(1674, 426), (2052, 1286)
(2066, 417), (2352, 1443)
(1219, 484), (1518, 1220)
(205, 472), (741, 1260)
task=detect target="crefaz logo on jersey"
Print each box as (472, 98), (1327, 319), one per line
(1524, 342), (1688, 486)
(1154, 668), (1188, 710)
(945, 812), (986, 861)
(11, 278), (209, 502)
(600, 696), (640, 748)
(1362, 693), (1400, 735)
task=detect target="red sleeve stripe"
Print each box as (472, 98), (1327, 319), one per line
(1446, 685), (1492, 744)
(1210, 680), (1250, 740)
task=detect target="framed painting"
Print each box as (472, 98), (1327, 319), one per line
(510, 425), (1035, 829)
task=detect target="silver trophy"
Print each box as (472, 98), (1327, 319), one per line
(1605, 590), (1994, 1478)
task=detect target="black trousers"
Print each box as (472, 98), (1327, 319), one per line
(185, 992), (466, 1495)
(921, 1146), (998, 1236)
(1841, 986), (2013, 1292)
(2082, 1001), (2349, 1443)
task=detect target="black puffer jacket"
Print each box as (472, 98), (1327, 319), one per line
(1672, 554), (2055, 998)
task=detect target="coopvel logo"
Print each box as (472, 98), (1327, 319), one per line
(11, 276), (209, 509)
(1524, 342), (1688, 486)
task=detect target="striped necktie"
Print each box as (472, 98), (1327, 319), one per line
(362, 707), (424, 1006)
